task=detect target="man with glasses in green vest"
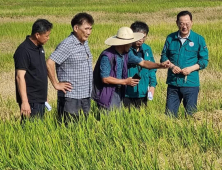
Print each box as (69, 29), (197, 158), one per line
(161, 11), (209, 117)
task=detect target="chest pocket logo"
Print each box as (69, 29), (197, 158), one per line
(189, 42), (194, 47)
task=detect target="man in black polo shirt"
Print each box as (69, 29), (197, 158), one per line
(14, 19), (53, 120)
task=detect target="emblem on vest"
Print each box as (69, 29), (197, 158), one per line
(42, 50), (45, 53)
(189, 42), (194, 47)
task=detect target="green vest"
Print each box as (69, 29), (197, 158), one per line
(125, 44), (157, 98)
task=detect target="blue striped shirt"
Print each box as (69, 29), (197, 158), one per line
(50, 33), (93, 99)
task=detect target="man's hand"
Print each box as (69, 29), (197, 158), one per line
(54, 82), (72, 94)
(21, 101), (31, 117)
(171, 66), (182, 74)
(160, 60), (171, 68)
(126, 77), (140, 86)
(148, 86), (155, 96)
(181, 67), (192, 76)
(46, 59), (72, 93)
(181, 64), (200, 76)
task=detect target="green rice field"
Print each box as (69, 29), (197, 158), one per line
(0, 0), (222, 169)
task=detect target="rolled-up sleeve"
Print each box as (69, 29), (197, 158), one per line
(128, 50), (143, 64)
(197, 36), (209, 70)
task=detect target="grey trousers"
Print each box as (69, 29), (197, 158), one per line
(57, 97), (91, 123)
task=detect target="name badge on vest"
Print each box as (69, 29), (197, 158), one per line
(189, 42), (194, 47)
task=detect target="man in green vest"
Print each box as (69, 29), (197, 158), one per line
(161, 11), (209, 117)
(124, 21), (157, 109)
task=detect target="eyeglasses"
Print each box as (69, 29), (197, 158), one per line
(178, 22), (191, 27)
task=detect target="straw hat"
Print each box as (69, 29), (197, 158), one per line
(105, 27), (144, 46)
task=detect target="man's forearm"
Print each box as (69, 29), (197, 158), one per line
(16, 72), (28, 103)
(46, 59), (58, 88)
(139, 60), (170, 69)
(189, 64), (200, 72)
(16, 70), (31, 115)
(102, 77), (128, 85)
(139, 60), (161, 69)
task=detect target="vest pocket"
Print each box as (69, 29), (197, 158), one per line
(185, 46), (198, 58)
(168, 49), (179, 63)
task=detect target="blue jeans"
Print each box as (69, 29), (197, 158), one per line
(165, 85), (199, 117)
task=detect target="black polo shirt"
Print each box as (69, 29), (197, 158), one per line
(14, 36), (48, 103)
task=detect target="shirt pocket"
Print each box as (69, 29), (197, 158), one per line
(168, 46), (179, 63)
(184, 46), (199, 65)
(185, 46), (198, 58)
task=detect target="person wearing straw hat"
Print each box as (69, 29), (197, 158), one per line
(92, 27), (170, 110)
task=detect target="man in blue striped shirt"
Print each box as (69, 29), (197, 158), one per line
(46, 13), (94, 123)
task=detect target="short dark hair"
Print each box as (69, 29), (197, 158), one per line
(31, 19), (53, 35)
(71, 13), (94, 27)
(130, 21), (149, 35)
(177, 11), (192, 21)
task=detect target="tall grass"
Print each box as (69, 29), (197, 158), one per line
(1, 0), (222, 16)
(0, 106), (221, 169)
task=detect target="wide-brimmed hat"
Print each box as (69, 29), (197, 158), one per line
(105, 27), (144, 46)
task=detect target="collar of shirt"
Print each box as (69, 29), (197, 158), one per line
(114, 49), (124, 58)
(131, 45), (143, 53)
(177, 30), (191, 39)
(173, 30), (196, 44)
(178, 31), (191, 45)
(178, 31), (190, 39)
(131, 46), (144, 60)
(26, 35), (42, 50)
(70, 32), (87, 45)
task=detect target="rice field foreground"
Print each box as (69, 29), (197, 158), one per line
(0, 108), (222, 169)
(0, 0), (222, 169)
